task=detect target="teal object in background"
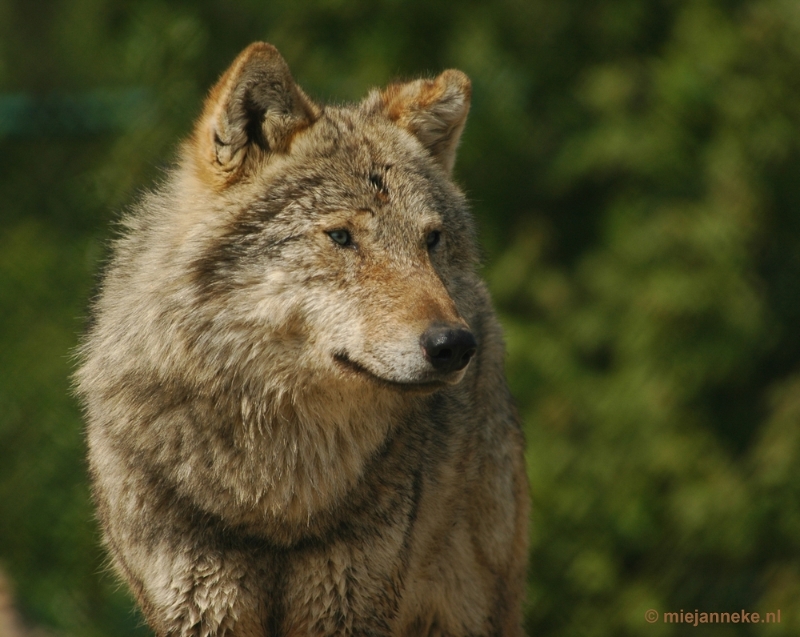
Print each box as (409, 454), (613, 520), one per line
(0, 89), (153, 137)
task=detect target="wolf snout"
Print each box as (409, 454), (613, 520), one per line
(420, 324), (477, 374)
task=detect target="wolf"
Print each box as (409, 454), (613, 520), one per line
(75, 42), (528, 637)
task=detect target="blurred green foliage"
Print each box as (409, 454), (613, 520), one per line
(1, 0), (800, 635)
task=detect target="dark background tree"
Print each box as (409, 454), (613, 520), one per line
(1, 0), (799, 635)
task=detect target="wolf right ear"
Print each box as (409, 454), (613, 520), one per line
(188, 42), (320, 188)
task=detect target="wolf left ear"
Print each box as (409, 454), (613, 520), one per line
(375, 70), (471, 174)
(189, 42), (320, 187)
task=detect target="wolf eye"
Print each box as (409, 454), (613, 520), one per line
(426, 230), (441, 250)
(328, 229), (352, 246)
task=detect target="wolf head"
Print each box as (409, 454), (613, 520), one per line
(154, 43), (481, 397)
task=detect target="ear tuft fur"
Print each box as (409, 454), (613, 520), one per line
(375, 70), (471, 174)
(189, 42), (319, 188)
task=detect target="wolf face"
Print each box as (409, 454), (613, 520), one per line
(183, 44), (479, 395)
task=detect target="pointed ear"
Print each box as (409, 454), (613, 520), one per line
(377, 70), (471, 174)
(188, 42), (320, 188)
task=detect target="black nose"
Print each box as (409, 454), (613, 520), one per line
(420, 325), (477, 374)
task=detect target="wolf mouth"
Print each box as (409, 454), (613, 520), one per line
(333, 351), (447, 392)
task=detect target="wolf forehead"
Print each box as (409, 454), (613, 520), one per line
(241, 108), (468, 221)
(197, 115), (469, 258)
